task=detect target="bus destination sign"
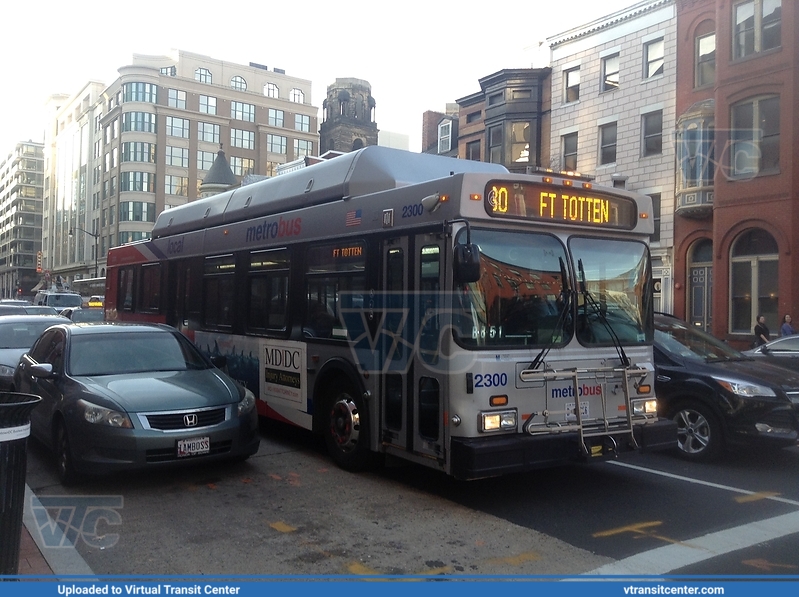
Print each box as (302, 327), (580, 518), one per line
(485, 181), (638, 229)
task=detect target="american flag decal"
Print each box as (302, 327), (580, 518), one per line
(345, 209), (362, 227)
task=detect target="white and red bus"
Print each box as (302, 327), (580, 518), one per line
(105, 146), (675, 479)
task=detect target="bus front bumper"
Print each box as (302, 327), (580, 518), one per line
(449, 418), (677, 480)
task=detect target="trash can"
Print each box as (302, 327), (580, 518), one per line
(0, 392), (42, 576)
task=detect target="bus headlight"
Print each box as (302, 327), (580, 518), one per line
(479, 409), (517, 432)
(632, 399), (658, 416)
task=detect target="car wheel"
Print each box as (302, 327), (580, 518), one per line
(323, 385), (377, 472)
(672, 402), (723, 461)
(55, 419), (80, 485)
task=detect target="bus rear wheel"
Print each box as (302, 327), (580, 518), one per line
(323, 388), (375, 472)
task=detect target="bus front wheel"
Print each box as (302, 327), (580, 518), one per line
(323, 387), (375, 472)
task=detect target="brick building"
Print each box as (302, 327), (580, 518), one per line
(674, 0), (796, 346)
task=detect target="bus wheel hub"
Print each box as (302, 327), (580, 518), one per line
(330, 398), (360, 452)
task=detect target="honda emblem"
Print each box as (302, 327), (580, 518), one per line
(184, 413), (199, 427)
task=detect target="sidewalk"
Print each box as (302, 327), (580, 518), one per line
(17, 522), (53, 576)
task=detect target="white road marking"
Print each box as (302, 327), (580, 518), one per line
(581, 461), (799, 575)
(583, 510), (799, 576)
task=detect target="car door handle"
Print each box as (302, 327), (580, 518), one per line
(656, 374), (671, 383)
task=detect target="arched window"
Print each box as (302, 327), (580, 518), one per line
(290, 88), (304, 103)
(230, 76), (247, 91)
(195, 68), (212, 84)
(264, 82), (279, 98)
(730, 228), (778, 335)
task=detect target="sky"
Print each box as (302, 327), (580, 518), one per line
(1, 0), (641, 155)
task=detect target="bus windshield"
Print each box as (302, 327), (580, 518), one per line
(454, 230), (652, 348)
(454, 229), (571, 347)
(570, 237), (652, 346)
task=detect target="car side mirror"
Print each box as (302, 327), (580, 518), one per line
(210, 355), (228, 369)
(30, 363), (55, 379)
(454, 244), (481, 283)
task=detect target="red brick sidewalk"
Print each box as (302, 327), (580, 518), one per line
(17, 522), (53, 576)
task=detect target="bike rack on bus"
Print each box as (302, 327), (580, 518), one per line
(518, 365), (652, 457)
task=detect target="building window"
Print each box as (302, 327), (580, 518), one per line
(599, 122), (617, 165)
(731, 95), (779, 177)
(231, 101), (255, 122)
(511, 122), (530, 163)
(120, 172), (155, 193)
(601, 53), (620, 92)
(466, 140), (481, 161)
(164, 175), (189, 197)
(168, 89), (186, 109)
(199, 95), (217, 115)
(265, 83), (279, 98)
(295, 114), (310, 132)
(642, 111), (663, 157)
(121, 142), (156, 163)
(231, 129), (255, 150)
(488, 126), (502, 164)
(122, 112), (156, 133)
(564, 67), (580, 103)
(438, 121), (451, 153)
(730, 228), (778, 334)
(166, 116), (189, 138)
(267, 134), (287, 154)
(644, 38), (665, 79)
(696, 33), (716, 87)
(195, 68), (212, 84)
(122, 82), (157, 103)
(269, 109), (284, 127)
(119, 201), (157, 222)
(562, 133), (578, 171)
(734, 0), (781, 59)
(294, 139), (313, 157)
(160, 66), (176, 76)
(289, 88), (304, 103)
(488, 92), (503, 106)
(197, 150), (215, 171)
(265, 162), (279, 177)
(198, 122), (221, 144)
(230, 156), (254, 176)
(230, 76), (247, 91)
(466, 111), (481, 124)
(649, 193), (661, 243)
(165, 146), (189, 168)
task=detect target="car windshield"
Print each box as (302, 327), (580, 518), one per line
(69, 331), (210, 376)
(655, 318), (743, 362)
(0, 321), (62, 349)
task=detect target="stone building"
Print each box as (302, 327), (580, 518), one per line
(319, 78), (378, 153)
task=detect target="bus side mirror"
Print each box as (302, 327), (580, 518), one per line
(454, 244), (481, 283)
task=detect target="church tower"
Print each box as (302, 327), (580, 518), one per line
(319, 78), (378, 153)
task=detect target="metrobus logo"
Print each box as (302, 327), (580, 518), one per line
(551, 384), (602, 399)
(245, 216), (302, 243)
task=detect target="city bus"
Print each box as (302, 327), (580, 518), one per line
(70, 277), (107, 305)
(105, 146), (676, 479)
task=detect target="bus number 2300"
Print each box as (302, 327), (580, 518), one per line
(474, 373), (508, 388)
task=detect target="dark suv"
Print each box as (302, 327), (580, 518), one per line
(654, 314), (799, 461)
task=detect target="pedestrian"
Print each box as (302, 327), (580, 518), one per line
(780, 314), (795, 336)
(754, 315), (770, 347)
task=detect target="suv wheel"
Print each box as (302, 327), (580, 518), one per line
(672, 402), (723, 461)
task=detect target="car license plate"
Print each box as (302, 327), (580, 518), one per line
(177, 436), (210, 457)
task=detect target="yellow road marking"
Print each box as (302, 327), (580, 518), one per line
(485, 552), (541, 566)
(735, 492), (781, 503)
(593, 521), (663, 537)
(269, 521), (296, 533)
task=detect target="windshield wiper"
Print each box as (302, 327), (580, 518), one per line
(528, 257), (572, 371)
(578, 259), (630, 368)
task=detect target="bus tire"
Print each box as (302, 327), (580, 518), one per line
(323, 386), (376, 472)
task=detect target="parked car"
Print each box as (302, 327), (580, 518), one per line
(0, 305), (26, 315)
(60, 307), (105, 323)
(15, 322), (260, 484)
(742, 335), (799, 373)
(653, 313), (799, 461)
(0, 314), (69, 390)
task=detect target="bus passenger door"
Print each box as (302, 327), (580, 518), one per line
(412, 234), (447, 461)
(380, 237), (410, 451)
